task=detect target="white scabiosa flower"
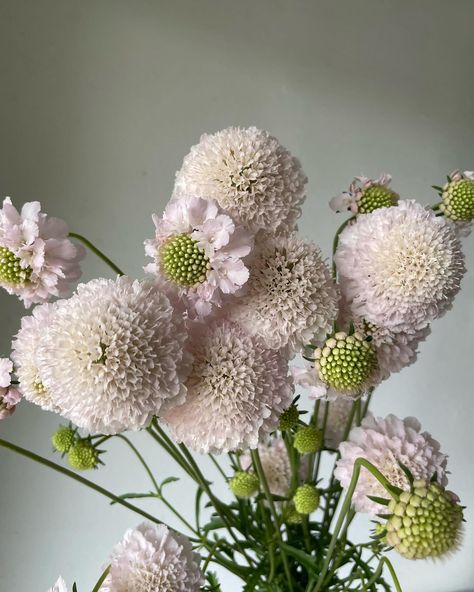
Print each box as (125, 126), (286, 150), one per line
(162, 320), (294, 453)
(173, 127), (307, 233)
(330, 174), (399, 215)
(0, 357), (21, 419)
(37, 277), (191, 434)
(334, 414), (448, 516)
(11, 303), (59, 412)
(0, 197), (84, 307)
(335, 200), (466, 332)
(145, 197), (252, 317)
(47, 576), (69, 592)
(100, 523), (203, 592)
(228, 235), (339, 351)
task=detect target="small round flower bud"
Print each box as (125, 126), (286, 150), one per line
(68, 439), (100, 471)
(52, 425), (76, 453)
(284, 505), (303, 525)
(229, 471), (259, 498)
(293, 425), (323, 454)
(279, 404), (299, 431)
(383, 481), (464, 560)
(315, 331), (377, 393)
(293, 484), (320, 515)
(159, 233), (210, 287)
(0, 247), (32, 285)
(441, 178), (474, 221)
(358, 184), (399, 214)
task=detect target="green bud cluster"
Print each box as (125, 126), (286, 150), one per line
(441, 178), (474, 221)
(279, 404), (299, 431)
(293, 425), (323, 454)
(358, 184), (398, 214)
(229, 471), (259, 498)
(284, 505), (303, 525)
(293, 484), (320, 515)
(52, 425), (77, 453)
(160, 233), (210, 287)
(68, 439), (100, 471)
(383, 480), (463, 560)
(0, 247), (31, 285)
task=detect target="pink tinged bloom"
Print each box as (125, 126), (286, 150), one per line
(0, 357), (21, 419)
(0, 197), (85, 307)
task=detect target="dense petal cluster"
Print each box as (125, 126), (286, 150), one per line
(330, 174), (399, 215)
(162, 320), (293, 453)
(0, 357), (21, 419)
(335, 201), (466, 331)
(228, 235), (339, 351)
(173, 126), (307, 233)
(0, 197), (84, 307)
(34, 277), (191, 434)
(100, 523), (203, 592)
(335, 415), (448, 515)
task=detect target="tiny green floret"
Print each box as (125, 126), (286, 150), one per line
(0, 247), (31, 285)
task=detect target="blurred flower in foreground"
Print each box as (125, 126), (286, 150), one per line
(0, 357), (21, 419)
(47, 577), (68, 592)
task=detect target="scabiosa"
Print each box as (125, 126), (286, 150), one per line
(316, 398), (355, 449)
(335, 200), (466, 332)
(0, 357), (21, 419)
(228, 235), (339, 351)
(36, 277), (191, 435)
(439, 170), (474, 222)
(47, 577), (69, 592)
(173, 126), (307, 233)
(330, 174), (399, 215)
(100, 523), (203, 592)
(335, 414), (448, 516)
(241, 438), (294, 497)
(145, 197), (253, 317)
(162, 320), (294, 454)
(0, 197), (84, 307)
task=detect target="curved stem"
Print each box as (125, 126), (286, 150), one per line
(69, 232), (125, 276)
(331, 217), (355, 279)
(91, 565), (110, 592)
(362, 556), (403, 592)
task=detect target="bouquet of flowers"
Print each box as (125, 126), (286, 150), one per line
(0, 127), (471, 592)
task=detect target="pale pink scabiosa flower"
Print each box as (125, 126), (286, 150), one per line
(0, 357), (21, 419)
(334, 414), (448, 516)
(11, 303), (59, 412)
(47, 577), (69, 592)
(145, 197), (252, 317)
(100, 523), (203, 592)
(173, 126), (307, 233)
(0, 197), (84, 307)
(335, 200), (466, 332)
(228, 235), (339, 352)
(330, 174), (399, 215)
(37, 277), (191, 434)
(162, 319), (294, 454)
(316, 398), (355, 449)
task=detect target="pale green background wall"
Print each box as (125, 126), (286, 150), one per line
(0, 1), (473, 590)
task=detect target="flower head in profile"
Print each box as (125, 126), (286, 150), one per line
(47, 576), (69, 592)
(37, 277), (191, 434)
(330, 174), (399, 215)
(334, 414), (448, 515)
(335, 200), (466, 332)
(173, 126), (307, 233)
(162, 319), (294, 453)
(0, 197), (84, 307)
(145, 197), (252, 316)
(0, 357), (21, 419)
(228, 235), (339, 352)
(100, 523), (203, 592)
(439, 169), (474, 222)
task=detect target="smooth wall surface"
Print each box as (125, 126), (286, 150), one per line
(0, 1), (473, 590)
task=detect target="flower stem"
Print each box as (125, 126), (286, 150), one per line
(91, 565), (110, 592)
(69, 232), (125, 276)
(331, 217), (355, 279)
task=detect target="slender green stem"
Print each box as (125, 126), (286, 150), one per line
(69, 232), (125, 276)
(91, 566), (110, 592)
(313, 401), (330, 482)
(331, 217), (355, 279)
(208, 453), (228, 481)
(0, 438), (162, 525)
(257, 499), (276, 583)
(361, 557), (402, 592)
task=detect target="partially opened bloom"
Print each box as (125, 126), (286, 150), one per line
(100, 523), (203, 592)
(440, 169), (474, 222)
(145, 197), (252, 316)
(335, 414), (448, 515)
(37, 277), (191, 434)
(173, 126), (307, 233)
(0, 197), (84, 307)
(47, 577), (69, 592)
(0, 357), (21, 419)
(228, 235), (339, 351)
(162, 320), (294, 453)
(335, 200), (466, 332)
(330, 174), (399, 215)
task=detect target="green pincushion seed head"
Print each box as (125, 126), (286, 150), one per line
(279, 404), (299, 431)
(68, 440), (100, 471)
(229, 471), (259, 498)
(159, 233), (210, 287)
(293, 484), (320, 515)
(0, 247), (31, 285)
(441, 178), (474, 221)
(293, 425), (323, 454)
(358, 184), (399, 214)
(52, 425), (76, 453)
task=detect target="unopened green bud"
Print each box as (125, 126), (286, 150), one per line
(293, 425), (323, 454)
(229, 471), (259, 498)
(68, 439), (100, 471)
(279, 404), (299, 431)
(293, 484), (320, 515)
(52, 425), (76, 453)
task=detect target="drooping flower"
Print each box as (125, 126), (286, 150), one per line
(11, 303), (59, 412)
(0, 357), (21, 419)
(0, 197), (84, 307)
(36, 277), (191, 434)
(173, 126), (307, 233)
(439, 169), (474, 222)
(162, 320), (294, 454)
(228, 235), (339, 351)
(335, 200), (466, 332)
(47, 576), (69, 592)
(100, 523), (203, 592)
(330, 174), (399, 215)
(335, 414), (448, 516)
(145, 197), (252, 316)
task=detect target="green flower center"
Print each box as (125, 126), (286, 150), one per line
(159, 234), (210, 288)
(358, 185), (398, 214)
(0, 247), (32, 285)
(442, 178), (474, 221)
(33, 380), (47, 396)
